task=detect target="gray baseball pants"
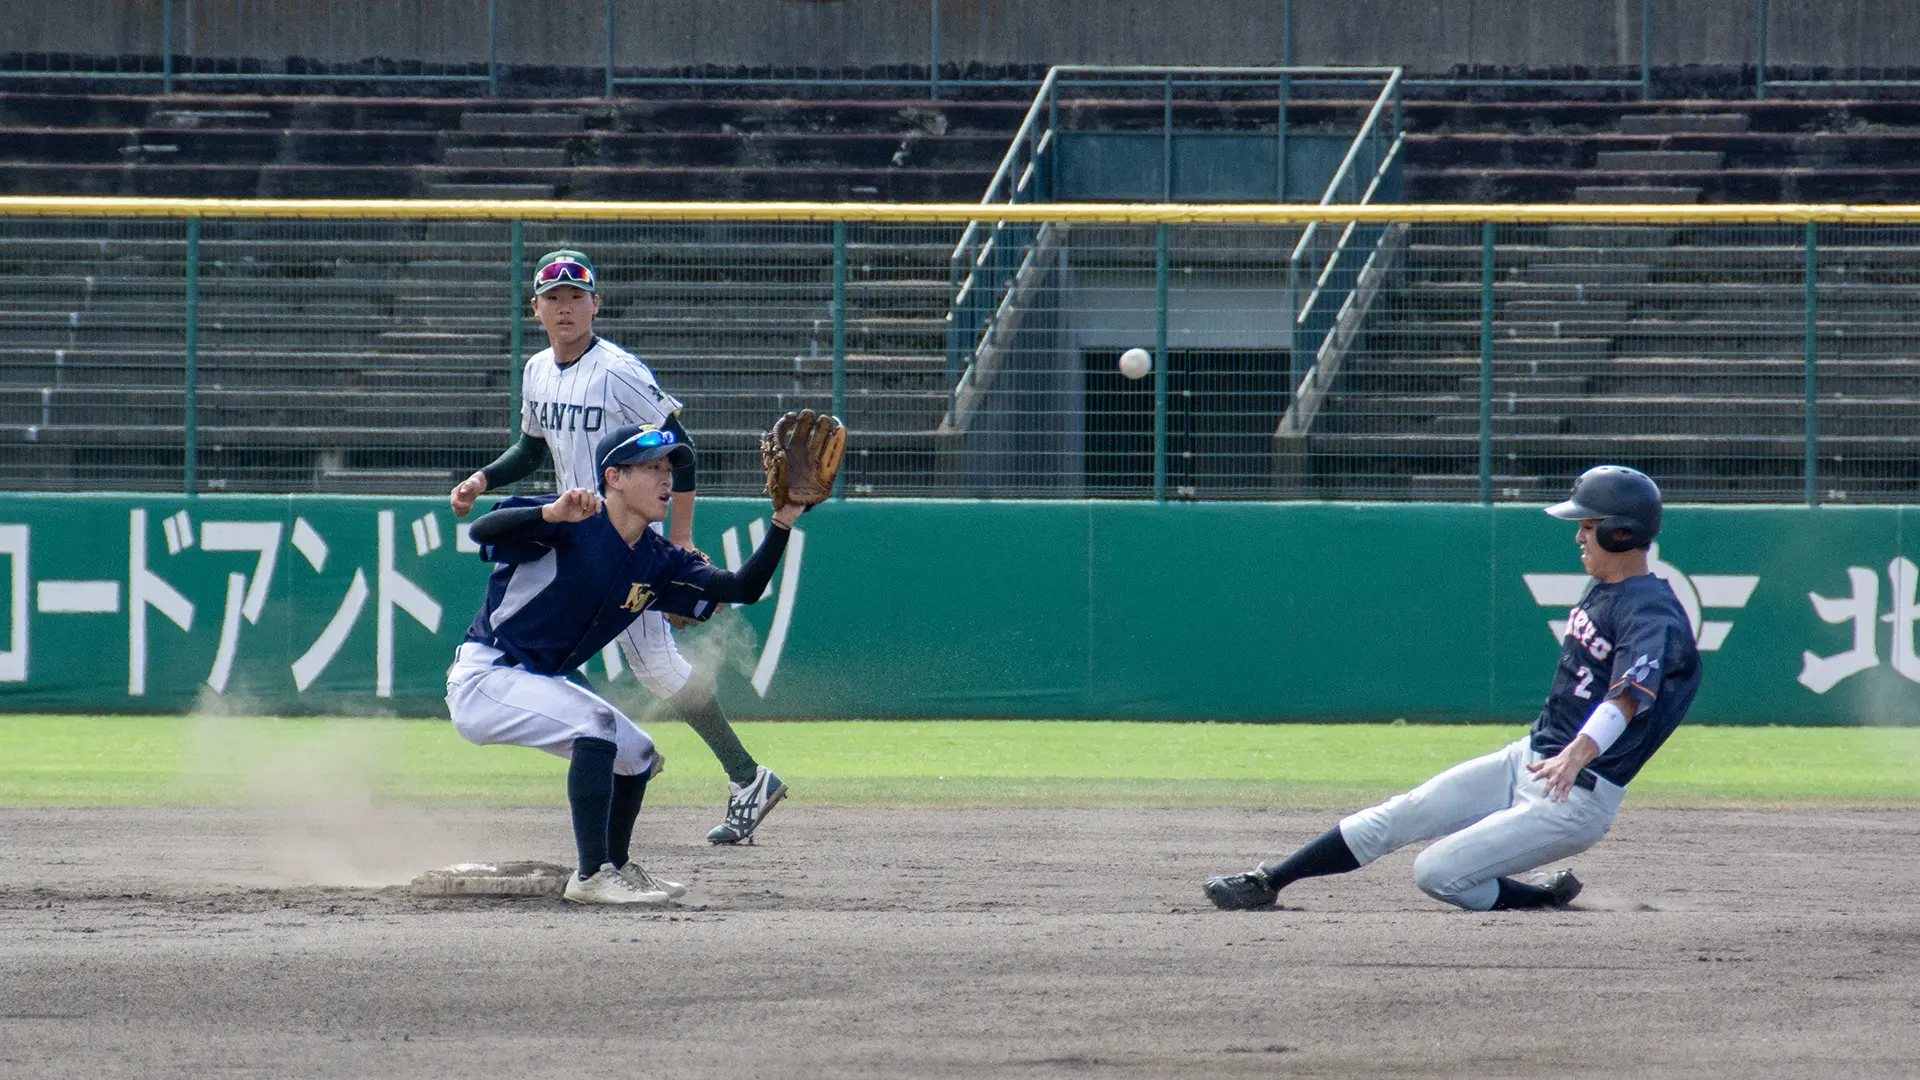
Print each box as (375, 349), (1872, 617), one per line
(1338, 737), (1624, 911)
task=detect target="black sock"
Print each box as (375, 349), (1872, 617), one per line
(670, 679), (758, 786)
(1490, 877), (1556, 910)
(607, 770), (650, 870)
(1262, 826), (1361, 890)
(567, 737), (618, 879)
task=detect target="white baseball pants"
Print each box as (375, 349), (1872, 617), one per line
(1338, 737), (1623, 911)
(445, 642), (657, 776)
(614, 611), (693, 699)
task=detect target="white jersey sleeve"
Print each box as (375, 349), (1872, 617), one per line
(601, 346), (683, 428)
(518, 355), (542, 436)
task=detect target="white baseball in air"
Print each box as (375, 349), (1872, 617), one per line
(1118, 348), (1153, 380)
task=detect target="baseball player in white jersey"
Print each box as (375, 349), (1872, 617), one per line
(451, 249), (785, 844)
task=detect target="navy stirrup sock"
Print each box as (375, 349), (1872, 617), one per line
(1263, 826), (1361, 890)
(670, 679), (757, 786)
(567, 737), (619, 879)
(1490, 877), (1556, 910)
(607, 770), (651, 871)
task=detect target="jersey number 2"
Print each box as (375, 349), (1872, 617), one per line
(1573, 665), (1595, 700)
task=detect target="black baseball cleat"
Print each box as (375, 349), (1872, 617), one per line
(1203, 866), (1280, 910)
(1543, 868), (1583, 907)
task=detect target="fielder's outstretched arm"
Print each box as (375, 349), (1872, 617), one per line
(468, 498), (800, 607)
(696, 512), (797, 604)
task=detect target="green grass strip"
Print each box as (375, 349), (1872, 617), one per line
(1, 715), (1916, 809)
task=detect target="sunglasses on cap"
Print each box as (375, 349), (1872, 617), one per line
(534, 260), (594, 288)
(597, 427), (677, 470)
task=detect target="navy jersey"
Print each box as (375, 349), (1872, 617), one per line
(462, 496), (718, 675)
(1531, 573), (1702, 787)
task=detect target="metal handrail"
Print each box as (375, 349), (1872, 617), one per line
(1294, 134), (1406, 329)
(944, 65), (1407, 420)
(952, 67), (1061, 262)
(1289, 68), (1404, 266)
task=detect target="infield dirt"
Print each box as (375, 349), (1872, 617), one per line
(3, 805), (1917, 1078)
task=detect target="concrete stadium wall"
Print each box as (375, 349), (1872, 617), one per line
(13, 1), (1920, 74)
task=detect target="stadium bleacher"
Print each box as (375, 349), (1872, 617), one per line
(6, 84), (1920, 501)
(0, 215), (956, 495)
(1317, 224), (1920, 501)
(0, 91), (1017, 200)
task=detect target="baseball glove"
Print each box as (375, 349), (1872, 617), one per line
(665, 548), (721, 629)
(760, 408), (847, 508)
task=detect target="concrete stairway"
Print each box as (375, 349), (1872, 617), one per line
(424, 111), (577, 199)
(1574, 113), (1747, 204)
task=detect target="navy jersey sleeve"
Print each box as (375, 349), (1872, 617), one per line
(472, 495), (571, 566)
(648, 544), (722, 618)
(1605, 607), (1685, 713)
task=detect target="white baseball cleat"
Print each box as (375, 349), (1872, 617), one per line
(617, 860), (687, 899)
(563, 863), (671, 906)
(707, 766), (788, 844)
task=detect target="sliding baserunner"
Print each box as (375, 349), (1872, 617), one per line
(1205, 466), (1701, 912)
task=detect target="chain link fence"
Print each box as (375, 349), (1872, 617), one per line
(3, 204), (1916, 503)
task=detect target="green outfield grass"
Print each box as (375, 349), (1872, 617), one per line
(2, 715), (1917, 809)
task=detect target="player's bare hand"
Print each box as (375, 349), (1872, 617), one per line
(772, 503), (805, 529)
(450, 471), (489, 518)
(542, 488), (603, 523)
(1527, 737), (1600, 802)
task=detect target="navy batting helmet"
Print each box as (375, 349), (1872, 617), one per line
(1545, 465), (1662, 552)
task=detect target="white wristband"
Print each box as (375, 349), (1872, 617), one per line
(1577, 700), (1629, 754)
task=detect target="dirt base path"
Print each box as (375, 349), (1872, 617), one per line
(3, 806), (1917, 1079)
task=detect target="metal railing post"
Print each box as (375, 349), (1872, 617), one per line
(604, 0), (616, 99)
(1277, 71), (1290, 201)
(832, 221), (849, 499)
(162, 0), (175, 94)
(487, 0), (499, 97)
(929, 0), (941, 101)
(1286, 255), (1300, 390)
(1162, 75), (1174, 202)
(1640, 0), (1652, 100)
(1478, 222), (1495, 505)
(508, 219), (525, 441)
(1804, 221), (1818, 507)
(1280, 3), (1295, 194)
(183, 217), (200, 496)
(945, 253), (964, 405)
(1153, 223), (1170, 503)
(1755, 0), (1769, 100)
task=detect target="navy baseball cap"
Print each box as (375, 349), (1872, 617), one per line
(533, 249), (596, 295)
(593, 423), (691, 489)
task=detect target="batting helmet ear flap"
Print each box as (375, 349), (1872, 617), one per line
(1594, 514), (1649, 553)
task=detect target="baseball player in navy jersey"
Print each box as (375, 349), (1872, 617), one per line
(1206, 466), (1702, 912)
(446, 423), (808, 904)
(450, 249), (785, 845)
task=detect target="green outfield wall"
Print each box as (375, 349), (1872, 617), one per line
(0, 495), (1914, 725)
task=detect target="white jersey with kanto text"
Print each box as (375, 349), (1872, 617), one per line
(519, 338), (684, 491)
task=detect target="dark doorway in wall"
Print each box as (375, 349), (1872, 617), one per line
(1083, 348), (1291, 497)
